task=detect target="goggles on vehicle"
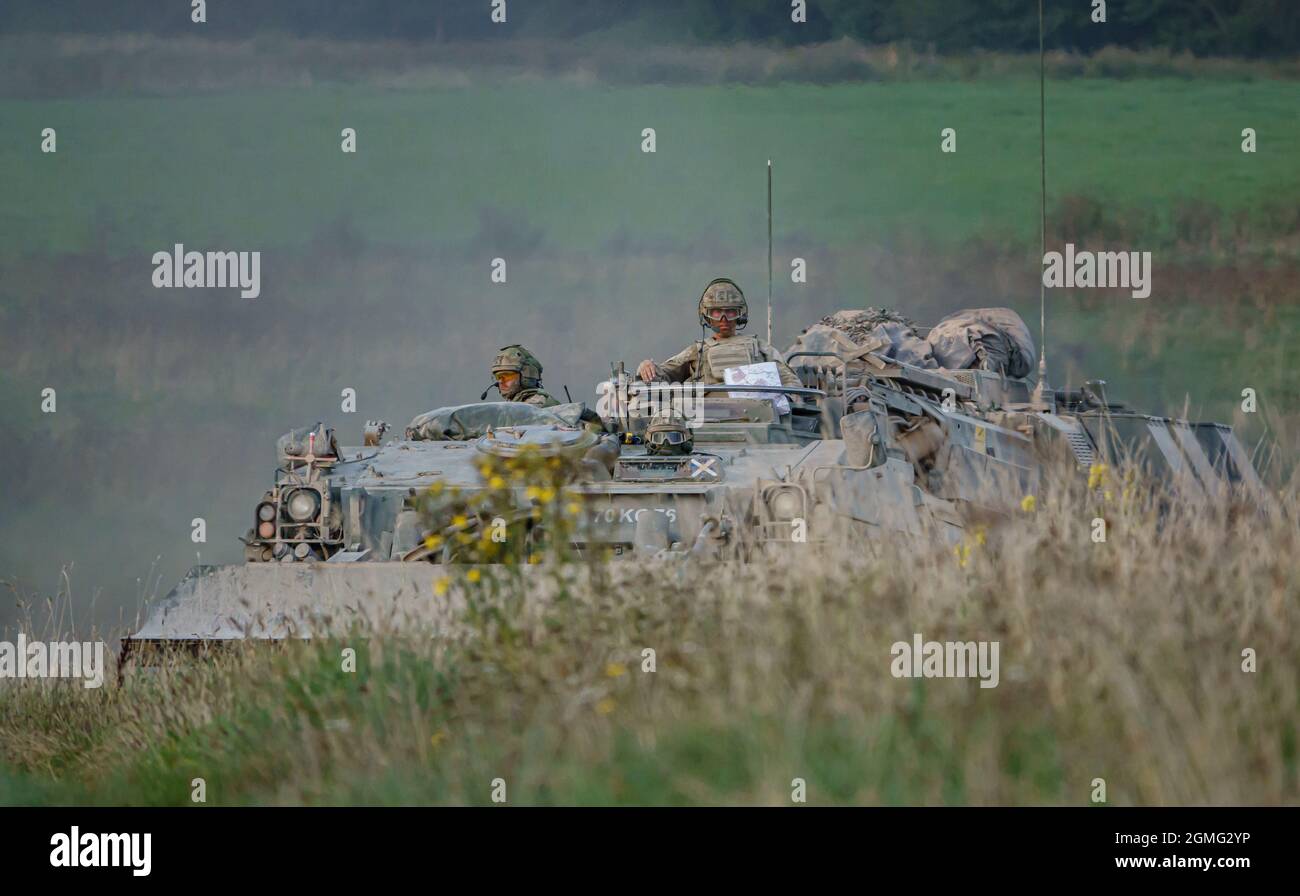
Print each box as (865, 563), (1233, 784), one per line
(648, 430), (687, 445)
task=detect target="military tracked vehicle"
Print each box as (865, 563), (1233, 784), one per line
(125, 307), (1267, 651)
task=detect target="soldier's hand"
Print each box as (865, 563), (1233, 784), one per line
(637, 359), (658, 383)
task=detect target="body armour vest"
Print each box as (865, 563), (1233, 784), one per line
(701, 336), (762, 382)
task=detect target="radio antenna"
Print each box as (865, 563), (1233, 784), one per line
(1032, 0), (1050, 409)
(767, 159), (774, 347)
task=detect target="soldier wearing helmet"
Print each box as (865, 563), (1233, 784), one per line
(636, 278), (801, 391)
(489, 344), (559, 408)
(644, 408), (694, 456)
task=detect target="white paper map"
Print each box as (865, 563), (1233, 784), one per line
(723, 361), (790, 415)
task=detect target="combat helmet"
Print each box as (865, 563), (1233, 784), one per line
(491, 344), (543, 394)
(645, 408), (694, 456)
(697, 278), (748, 330)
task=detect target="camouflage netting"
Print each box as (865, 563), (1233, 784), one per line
(405, 401), (588, 441)
(816, 308), (920, 341)
(926, 308), (1036, 379)
(790, 306), (1037, 379)
(790, 308), (937, 369)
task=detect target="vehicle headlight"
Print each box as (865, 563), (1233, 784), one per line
(766, 486), (803, 521)
(285, 489), (321, 523)
(257, 502), (276, 522)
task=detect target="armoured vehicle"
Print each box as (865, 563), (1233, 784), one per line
(125, 307), (1267, 652)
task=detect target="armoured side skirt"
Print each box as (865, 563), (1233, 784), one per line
(126, 563), (488, 644)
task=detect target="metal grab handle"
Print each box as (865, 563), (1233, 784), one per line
(608, 379), (826, 398)
(785, 351), (845, 364)
(785, 351), (848, 393)
(694, 383), (827, 398)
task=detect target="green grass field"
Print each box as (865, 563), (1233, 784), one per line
(4, 78), (1299, 257)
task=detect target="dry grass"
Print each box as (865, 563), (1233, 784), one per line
(1, 459), (1296, 806)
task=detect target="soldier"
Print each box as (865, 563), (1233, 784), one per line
(489, 344), (559, 408)
(636, 278), (802, 391)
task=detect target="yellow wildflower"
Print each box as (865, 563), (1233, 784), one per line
(1020, 495), (1037, 513)
(433, 577), (450, 597)
(595, 697), (616, 715)
(605, 662), (627, 678)
(467, 568), (481, 584)
(1088, 463), (1109, 490)
(954, 543), (971, 568)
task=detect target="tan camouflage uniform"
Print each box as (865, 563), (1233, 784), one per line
(511, 387), (559, 408)
(657, 334), (802, 388)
